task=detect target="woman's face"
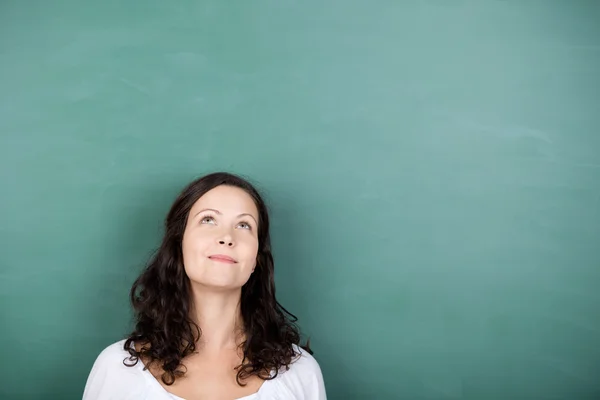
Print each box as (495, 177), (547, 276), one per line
(182, 185), (260, 290)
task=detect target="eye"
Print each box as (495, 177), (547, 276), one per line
(200, 215), (216, 225)
(237, 221), (252, 230)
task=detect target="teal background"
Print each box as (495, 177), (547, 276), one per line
(1, 1), (599, 399)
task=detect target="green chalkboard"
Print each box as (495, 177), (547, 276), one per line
(1, 1), (599, 399)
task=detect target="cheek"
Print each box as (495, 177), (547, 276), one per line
(238, 235), (259, 263)
(182, 230), (211, 260)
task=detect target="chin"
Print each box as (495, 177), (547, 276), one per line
(190, 276), (248, 291)
(202, 282), (241, 290)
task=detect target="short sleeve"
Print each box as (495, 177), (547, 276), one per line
(82, 341), (149, 400)
(272, 345), (327, 399)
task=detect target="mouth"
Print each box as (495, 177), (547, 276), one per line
(208, 254), (237, 264)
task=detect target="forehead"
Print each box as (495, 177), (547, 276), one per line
(190, 185), (259, 216)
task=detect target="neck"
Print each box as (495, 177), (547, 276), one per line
(190, 285), (245, 353)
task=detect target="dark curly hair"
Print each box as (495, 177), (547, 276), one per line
(122, 172), (310, 385)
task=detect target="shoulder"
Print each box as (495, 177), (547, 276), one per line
(83, 339), (150, 399)
(268, 344), (327, 399)
(288, 344), (323, 377)
(87, 339), (139, 375)
(92, 339), (131, 364)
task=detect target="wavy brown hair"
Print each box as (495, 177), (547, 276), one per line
(123, 172), (310, 385)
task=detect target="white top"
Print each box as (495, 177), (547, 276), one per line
(83, 340), (327, 400)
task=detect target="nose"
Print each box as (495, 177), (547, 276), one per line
(218, 231), (234, 247)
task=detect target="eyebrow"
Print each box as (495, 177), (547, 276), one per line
(195, 208), (258, 225)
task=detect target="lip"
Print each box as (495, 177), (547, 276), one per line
(208, 254), (237, 264)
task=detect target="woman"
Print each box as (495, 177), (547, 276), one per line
(83, 172), (326, 399)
